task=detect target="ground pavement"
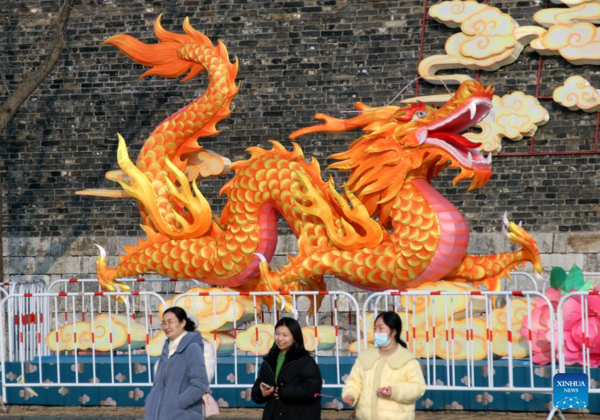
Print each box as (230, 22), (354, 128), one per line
(0, 406), (593, 419)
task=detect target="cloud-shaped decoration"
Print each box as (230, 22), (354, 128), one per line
(531, 22), (600, 65)
(553, 76), (600, 113)
(420, 1), (546, 84)
(445, 401), (464, 410)
(71, 363), (84, 374)
(476, 391), (494, 406)
(46, 314), (147, 352)
(245, 363), (256, 374)
(19, 389), (36, 401)
(78, 394), (90, 404)
(24, 363), (38, 374)
(465, 92), (550, 152)
(429, 0), (488, 28)
(134, 363), (147, 374)
(99, 397), (117, 406)
(551, 0), (598, 6)
(521, 392), (534, 402)
(237, 323), (274, 355)
(534, 366), (551, 378)
(240, 388), (252, 402)
(43, 379), (54, 390)
(128, 388), (144, 401)
(420, 398), (434, 409)
(159, 287), (257, 333)
(324, 399), (344, 410)
(481, 366), (496, 378)
(534, 2), (600, 28)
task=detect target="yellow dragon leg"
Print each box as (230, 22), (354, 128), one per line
(95, 245), (130, 303)
(443, 217), (543, 292)
(255, 232), (328, 313)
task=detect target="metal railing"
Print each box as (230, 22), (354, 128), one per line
(363, 290), (556, 393)
(171, 290), (362, 389)
(0, 291), (166, 404)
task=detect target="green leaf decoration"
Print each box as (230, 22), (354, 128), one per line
(550, 267), (567, 290)
(555, 265), (593, 295)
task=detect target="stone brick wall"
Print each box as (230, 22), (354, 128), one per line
(1, 0), (599, 286)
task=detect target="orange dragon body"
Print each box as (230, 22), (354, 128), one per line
(79, 17), (542, 302)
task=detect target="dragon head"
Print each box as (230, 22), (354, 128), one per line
(290, 80), (494, 225)
(390, 80), (494, 185)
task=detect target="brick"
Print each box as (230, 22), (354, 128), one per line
(553, 232), (600, 254)
(540, 254), (585, 272)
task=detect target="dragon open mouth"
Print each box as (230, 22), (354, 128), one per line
(417, 97), (493, 170)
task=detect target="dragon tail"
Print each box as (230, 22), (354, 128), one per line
(80, 16), (241, 238)
(105, 15), (223, 82)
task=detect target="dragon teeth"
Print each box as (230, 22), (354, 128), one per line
(469, 102), (477, 120)
(418, 129), (428, 144)
(486, 153), (492, 164)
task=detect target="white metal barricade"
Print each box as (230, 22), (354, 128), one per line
(171, 290), (362, 389)
(363, 290), (556, 395)
(556, 290), (600, 391)
(47, 278), (202, 335)
(509, 271), (544, 292)
(0, 291), (166, 404)
(49, 277), (203, 301)
(3, 280), (49, 360)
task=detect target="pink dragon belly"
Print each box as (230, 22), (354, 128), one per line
(404, 178), (469, 287)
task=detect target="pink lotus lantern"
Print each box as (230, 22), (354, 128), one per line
(521, 266), (600, 367)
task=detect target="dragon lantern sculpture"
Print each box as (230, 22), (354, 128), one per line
(79, 17), (543, 303)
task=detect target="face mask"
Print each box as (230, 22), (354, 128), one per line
(374, 333), (391, 348)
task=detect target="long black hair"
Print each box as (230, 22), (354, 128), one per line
(375, 311), (408, 349)
(268, 317), (306, 356)
(163, 307), (197, 332)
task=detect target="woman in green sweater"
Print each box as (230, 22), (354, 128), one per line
(251, 317), (322, 420)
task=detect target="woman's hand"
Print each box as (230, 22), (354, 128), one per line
(260, 383), (275, 398)
(376, 386), (392, 398)
(343, 395), (355, 406)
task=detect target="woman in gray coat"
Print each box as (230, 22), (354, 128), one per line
(145, 307), (209, 420)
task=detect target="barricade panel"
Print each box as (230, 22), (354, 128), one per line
(0, 291), (166, 404)
(362, 290), (557, 394)
(556, 290), (600, 394)
(170, 290), (362, 389)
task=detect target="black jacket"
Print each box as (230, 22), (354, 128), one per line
(251, 347), (322, 420)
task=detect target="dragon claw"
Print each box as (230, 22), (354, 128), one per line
(95, 245), (130, 299)
(95, 244), (107, 257)
(502, 211), (509, 227)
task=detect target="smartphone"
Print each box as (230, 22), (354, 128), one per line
(260, 382), (271, 388)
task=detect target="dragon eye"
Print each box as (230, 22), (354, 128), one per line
(412, 110), (427, 120)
